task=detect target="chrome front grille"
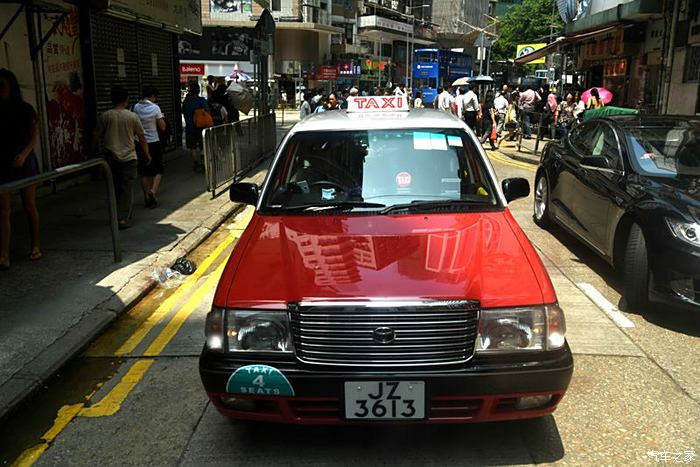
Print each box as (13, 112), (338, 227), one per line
(290, 301), (480, 367)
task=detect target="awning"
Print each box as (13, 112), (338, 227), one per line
(514, 25), (619, 65)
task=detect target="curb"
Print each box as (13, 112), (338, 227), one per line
(0, 199), (245, 423)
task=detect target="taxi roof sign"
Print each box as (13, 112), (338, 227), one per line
(346, 96), (409, 113)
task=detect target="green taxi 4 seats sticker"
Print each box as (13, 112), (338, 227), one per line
(226, 364), (295, 396)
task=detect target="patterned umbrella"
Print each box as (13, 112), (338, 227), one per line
(581, 87), (613, 105)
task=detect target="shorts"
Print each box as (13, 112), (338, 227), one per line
(185, 130), (203, 150)
(0, 151), (40, 184)
(137, 141), (164, 176)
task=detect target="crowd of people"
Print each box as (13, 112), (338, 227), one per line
(297, 82), (605, 152)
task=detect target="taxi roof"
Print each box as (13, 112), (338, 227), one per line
(290, 109), (466, 134)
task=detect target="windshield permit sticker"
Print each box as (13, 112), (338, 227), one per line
(413, 132), (432, 150)
(321, 188), (336, 200)
(447, 135), (463, 147)
(297, 180), (310, 193)
(413, 132), (448, 151)
(430, 133), (448, 150)
(226, 364), (295, 397)
(396, 171), (412, 188)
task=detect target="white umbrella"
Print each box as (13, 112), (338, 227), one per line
(452, 76), (470, 87)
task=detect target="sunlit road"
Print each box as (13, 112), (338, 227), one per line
(2, 146), (698, 466)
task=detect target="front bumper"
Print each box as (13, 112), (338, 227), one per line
(648, 241), (700, 310)
(199, 344), (574, 424)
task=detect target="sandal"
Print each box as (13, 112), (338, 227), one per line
(29, 249), (42, 261)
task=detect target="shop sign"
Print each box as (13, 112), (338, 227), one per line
(180, 63), (205, 75)
(358, 15), (412, 34)
(338, 62), (360, 76)
(516, 43), (546, 65)
(112, 0), (202, 34)
(581, 29), (623, 61)
(317, 65), (338, 80)
(42, 7), (87, 169)
(210, 0), (253, 15)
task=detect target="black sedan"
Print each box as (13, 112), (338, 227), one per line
(533, 115), (700, 311)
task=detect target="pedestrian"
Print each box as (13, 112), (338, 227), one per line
(0, 68), (41, 269)
(326, 93), (340, 111)
(310, 88), (323, 112)
(543, 87), (558, 140)
(133, 86), (166, 209)
(314, 95), (328, 113)
(94, 85), (150, 230)
(221, 83), (239, 124)
(494, 87), (509, 134)
(205, 75), (216, 102)
(479, 90), (498, 150)
(460, 85), (480, 131)
(587, 88), (605, 110)
(437, 85), (453, 112)
(413, 91), (424, 109)
(181, 82), (209, 172)
(299, 91), (312, 119)
(519, 85), (541, 139)
(574, 91), (586, 122)
(497, 97), (519, 149)
(210, 85), (229, 126)
(556, 93), (577, 139)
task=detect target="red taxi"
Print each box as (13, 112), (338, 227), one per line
(199, 96), (573, 424)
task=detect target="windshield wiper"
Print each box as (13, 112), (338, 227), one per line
(274, 201), (387, 212)
(379, 199), (494, 214)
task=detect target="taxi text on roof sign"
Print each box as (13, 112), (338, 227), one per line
(346, 96), (409, 113)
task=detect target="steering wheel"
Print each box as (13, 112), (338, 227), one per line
(309, 180), (345, 191)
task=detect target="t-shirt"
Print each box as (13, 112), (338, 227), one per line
(494, 94), (509, 114)
(181, 95), (208, 132)
(437, 91), (453, 111)
(96, 109), (143, 162)
(460, 91), (480, 112)
(519, 89), (541, 110)
(133, 99), (164, 143)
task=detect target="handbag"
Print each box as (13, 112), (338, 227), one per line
(490, 126), (498, 141)
(193, 107), (214, 128)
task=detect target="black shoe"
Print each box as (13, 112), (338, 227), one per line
(147, 192), (158, 209)
(118, 220), (132, 230)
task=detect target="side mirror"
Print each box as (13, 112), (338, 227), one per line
(580, 155), (612, 170)
(502, 177), (530, 202)
(229, 183), (259, 205)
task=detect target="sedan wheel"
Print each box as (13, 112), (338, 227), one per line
(623, 223), (650, 310)
(533, 174), (551, 228)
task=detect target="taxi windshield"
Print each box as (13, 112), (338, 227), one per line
(263, 128), (498, 213)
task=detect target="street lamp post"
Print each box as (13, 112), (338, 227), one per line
(403, 4), (430, 89)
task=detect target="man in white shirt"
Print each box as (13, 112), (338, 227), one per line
(133, 86), (166, 208)
(459, 85), (480, 131)
(494, 85), (510, 134)
(437, 85), (454, 112)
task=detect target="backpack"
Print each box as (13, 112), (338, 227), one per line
(193, 107), (214, 128)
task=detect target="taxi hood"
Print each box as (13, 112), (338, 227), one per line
(214, 210), (556, 309)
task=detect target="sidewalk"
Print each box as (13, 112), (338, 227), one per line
(0, 113), (299, 421)
(494, 135), (543, 166)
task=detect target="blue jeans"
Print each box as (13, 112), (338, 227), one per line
(522, 109), (534, 137)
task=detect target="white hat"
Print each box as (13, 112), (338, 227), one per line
(349, 87), (359, 96)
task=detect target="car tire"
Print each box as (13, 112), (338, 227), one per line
(624, 223), (650, 310)
(533, 173), (551, 228)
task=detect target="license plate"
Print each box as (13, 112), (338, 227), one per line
(344, 381), (425, 420)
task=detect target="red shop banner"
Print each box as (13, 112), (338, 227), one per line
(316, 65), (338, 80)
(180, 63), (205, 75)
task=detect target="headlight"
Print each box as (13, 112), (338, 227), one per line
(666, 218), (700, 247)
(476, 304), (566, 353)
(226, 309), (293, 353)
(205, 308), (293, 353)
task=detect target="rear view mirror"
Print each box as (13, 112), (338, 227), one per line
(502, 178), (530, 202)
(229, 183), (259, 205)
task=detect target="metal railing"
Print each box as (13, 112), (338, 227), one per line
(0, 158), (121, 262)
(203, 112), (277, 198)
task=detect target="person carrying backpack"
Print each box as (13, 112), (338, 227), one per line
(182, 82), (210, 172)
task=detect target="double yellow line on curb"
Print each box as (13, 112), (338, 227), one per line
(486, 149), (537, 172)
(13, 208), (254, 467)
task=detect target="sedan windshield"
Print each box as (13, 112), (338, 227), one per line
(626, 122), (700, 178)
(263, 128), (498, 213)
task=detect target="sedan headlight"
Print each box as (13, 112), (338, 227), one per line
(205, 308), (293, 353)
(476, 304), (566, 353)
(666, 218), (700, 247)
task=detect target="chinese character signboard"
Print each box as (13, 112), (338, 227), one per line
(317, 65), (338, 80)
(42, 7), (87, 168)
(516, 44), (546, 65)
